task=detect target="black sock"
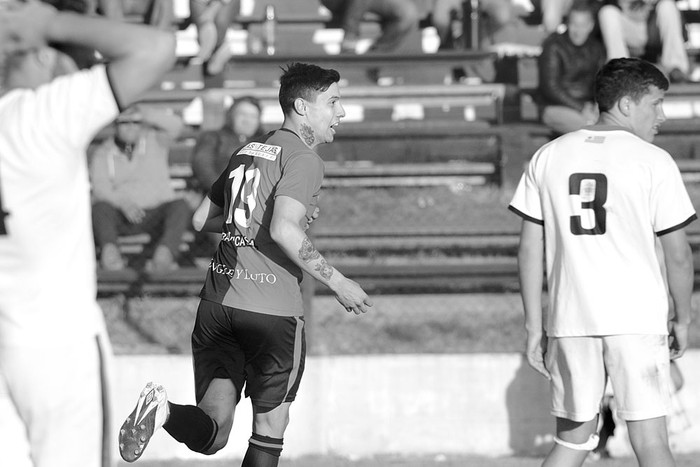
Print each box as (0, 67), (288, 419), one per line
(241, 433), (283, 467)
(163, 403), (218, 454)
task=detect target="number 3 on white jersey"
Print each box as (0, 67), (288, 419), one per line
(226, 164), (261, 229)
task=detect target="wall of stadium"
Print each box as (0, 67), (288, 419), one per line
(112, 351), (700, 462)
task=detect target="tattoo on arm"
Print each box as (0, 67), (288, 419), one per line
(299, 237), (321, 263)
(300, 123), (316, 147)
(314, 259), (334, 280)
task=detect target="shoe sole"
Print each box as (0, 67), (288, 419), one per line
(118, 382), (165, 463)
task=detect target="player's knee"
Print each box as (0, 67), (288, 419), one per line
(253, 404), (290, 438)
(554, 433), (600, 451)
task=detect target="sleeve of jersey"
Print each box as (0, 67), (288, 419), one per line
(34, 65), (119, 152)
(208, 162), (230, 208)
(652, 155), (697, 236)
(276, 152), (324, 205)
(508, 157), (544, 225)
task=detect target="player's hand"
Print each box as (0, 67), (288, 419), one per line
(0, 1), (57, 56)
(669, 321), (689, 360)
(333, 277), (373, 315)
(526, 332), (551, 380)
(119, 201), (146, 224)
(303, 206), (320, 231)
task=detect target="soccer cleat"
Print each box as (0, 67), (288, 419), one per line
(119, 382), (169, 463)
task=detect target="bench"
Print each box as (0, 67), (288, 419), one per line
(142, 81), (508, 129)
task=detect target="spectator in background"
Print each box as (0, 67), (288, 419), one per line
(191, 95), (264, 254)
(598, 0), (689, 82)
(90, 105), (192, 272)
(538, 0), (605, 135)
(189, 0), (241, 75)
(429, 0), (528, 50)
(321, 0), (421, 53)
(191, 95), (264, 192)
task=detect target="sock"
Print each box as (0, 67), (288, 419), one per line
(163, 403), (218, 453)
(241, 433), (283, 467)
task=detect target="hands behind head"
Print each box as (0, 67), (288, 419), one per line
(0, 1), (57, 57)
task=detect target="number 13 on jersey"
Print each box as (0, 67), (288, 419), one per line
(226, 164), (261, 229)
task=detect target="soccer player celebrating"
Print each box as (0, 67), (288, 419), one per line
(119, 62), (373, 466)
(0, 2), (175, 466)
(509, 57), (695, 467)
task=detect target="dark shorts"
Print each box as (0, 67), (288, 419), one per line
(191, 299), (306, 410)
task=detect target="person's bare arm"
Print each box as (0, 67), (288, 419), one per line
(659, 227), (694, 359)
(270, 195), (372, 314)
(1, 1), (175, 108)
(517, 219), (550, 379)
(192, 196), (224, 233)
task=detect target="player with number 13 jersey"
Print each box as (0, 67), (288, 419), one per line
(200, 128), (323, 317)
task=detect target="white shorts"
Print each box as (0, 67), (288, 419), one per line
(0, 330), (113, 467)
(547, 334), (672, 422)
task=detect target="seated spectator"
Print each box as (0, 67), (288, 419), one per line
(598, 0), (689, 82)
(89, 106), (192, 272)
(321, 0), (421, 53)
(191, 95), (264, 192)
(189, 0), (241, 75)
(538, 0), (605, 135)
(190, 96), (264, 253)
(429, 0), (528, 50)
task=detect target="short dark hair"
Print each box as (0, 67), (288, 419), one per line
(566, 0), (597, 20)
(278, 62), (341, 115)
(595, 58), (669, 112)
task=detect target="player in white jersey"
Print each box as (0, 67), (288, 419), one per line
(509, 57), (695, 467)
(0, 2), (175, 466)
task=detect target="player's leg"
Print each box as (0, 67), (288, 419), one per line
(239, 311), (306, 467)
(240, 402), (291, 467)
(3, 332), (110, 467)
(165, 377), (238, 455)
(626, 416), (674, 467)
(543, 417), (599, 467)
(119, 299), (245, 462)
(543, 336), (606, 467)
(604, 334), (675, 467)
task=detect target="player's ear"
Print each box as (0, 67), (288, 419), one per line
(618, 96), (631, 116)
(293, 98), (306, 116)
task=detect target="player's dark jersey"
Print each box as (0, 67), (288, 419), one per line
(200, 128), (324, 317)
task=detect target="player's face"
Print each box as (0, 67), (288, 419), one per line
(628, 85), (666, 142)
(303, 82), (345, 148)
(567, 10), (595, 46)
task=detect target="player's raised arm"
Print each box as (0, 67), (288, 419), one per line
(270, 195), (373, 315)
(0, 0), (175, 108)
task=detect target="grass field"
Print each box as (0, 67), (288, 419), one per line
(119, 453), (700, 467)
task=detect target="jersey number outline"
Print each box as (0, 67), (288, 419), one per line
(569, 172), (607, 236)
(226, 163), (261, 229)
(0, 161), (8, 236)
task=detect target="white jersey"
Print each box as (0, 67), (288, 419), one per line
(0, 65), (119, 347)
(509, 127), (696, 337)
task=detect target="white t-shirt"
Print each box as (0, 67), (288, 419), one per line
(0, 66), (119, 347)
(509, 127), (696, 337)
